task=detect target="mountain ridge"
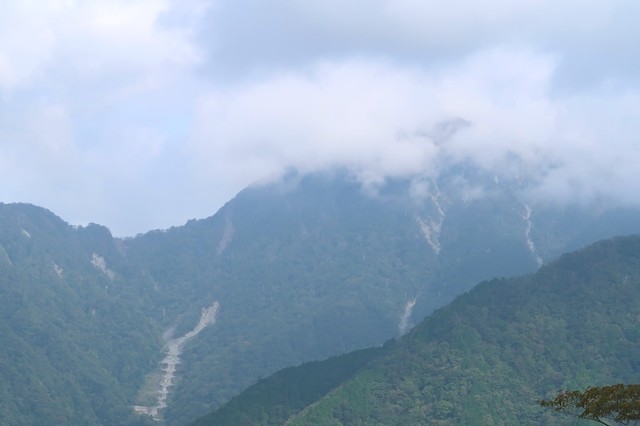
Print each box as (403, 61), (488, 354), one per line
(194, 234), (640, 425)
(3, 171), (640, 424)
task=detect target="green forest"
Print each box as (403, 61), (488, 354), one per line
(2, 173), (640, 425)
(195, 235), (640, 425)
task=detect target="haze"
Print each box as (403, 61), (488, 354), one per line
(1, 0), (638, 236)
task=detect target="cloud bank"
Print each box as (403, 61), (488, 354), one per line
(192, 50), (640, 208)
(0, 0), (639, 235)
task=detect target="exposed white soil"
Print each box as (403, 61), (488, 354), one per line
(522, 204), (543, 268)
(399, 298), (417, 335)
(91, 253), (115, 280)
(416, 180), (446, 255)
(134, 301), (220, 420)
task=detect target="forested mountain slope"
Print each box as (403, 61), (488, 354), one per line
(123, 171), (640, 423)
(0, 204), (161, 425)
(196, 235), (640, 425)
(3, 170), (640, 424)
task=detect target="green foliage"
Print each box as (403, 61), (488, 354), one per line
(4, 172), (640, 425)
(191, 345), (388, 426)
(541, 384), (640, 425)
(0, 204), (162, 425)
(203, 235), (640, 425)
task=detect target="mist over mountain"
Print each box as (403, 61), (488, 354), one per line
(3, 2), (640, 425)
(3, 1), (640, 236)
(2, 169), (640, 424)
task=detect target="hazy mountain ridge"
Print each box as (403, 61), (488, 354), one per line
(117, 171), (640, 423)
(124, 174), (442, 423)
(2, 170), (640, 424)
(0, 203), (162, 425)
(195, 234), (640, 425)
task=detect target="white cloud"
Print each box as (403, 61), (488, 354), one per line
(192, 48), (640, 209)
(0, 0), (202, 92)
(0, 0), (206, 235)
(0, 1), (57, 91)
(192, 60), (442, 186)
(1, 0), (640, 235)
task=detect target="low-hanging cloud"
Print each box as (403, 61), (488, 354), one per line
(2, 0), (640, 236)
(192, 48), (640, 209)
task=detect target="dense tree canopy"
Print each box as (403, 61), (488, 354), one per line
(541, 384), (640, 425)
(196, 236), (640, 425)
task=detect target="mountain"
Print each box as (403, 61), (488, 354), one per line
(194, 234), (640, 425)
(2, 170), (640, 424)
(0, 204), (161, 425)
(126, 172), (490, 423)
(122, 171), (640, 424)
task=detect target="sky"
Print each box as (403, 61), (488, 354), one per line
(1, 0), (639, 236)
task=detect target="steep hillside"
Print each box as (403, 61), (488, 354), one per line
(3, 170), (640, 424)
(0, 204), (161, 425)
(125, 171), (640, 423)
(191, 346), (389, 426)
(197, 235), (640, 425)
